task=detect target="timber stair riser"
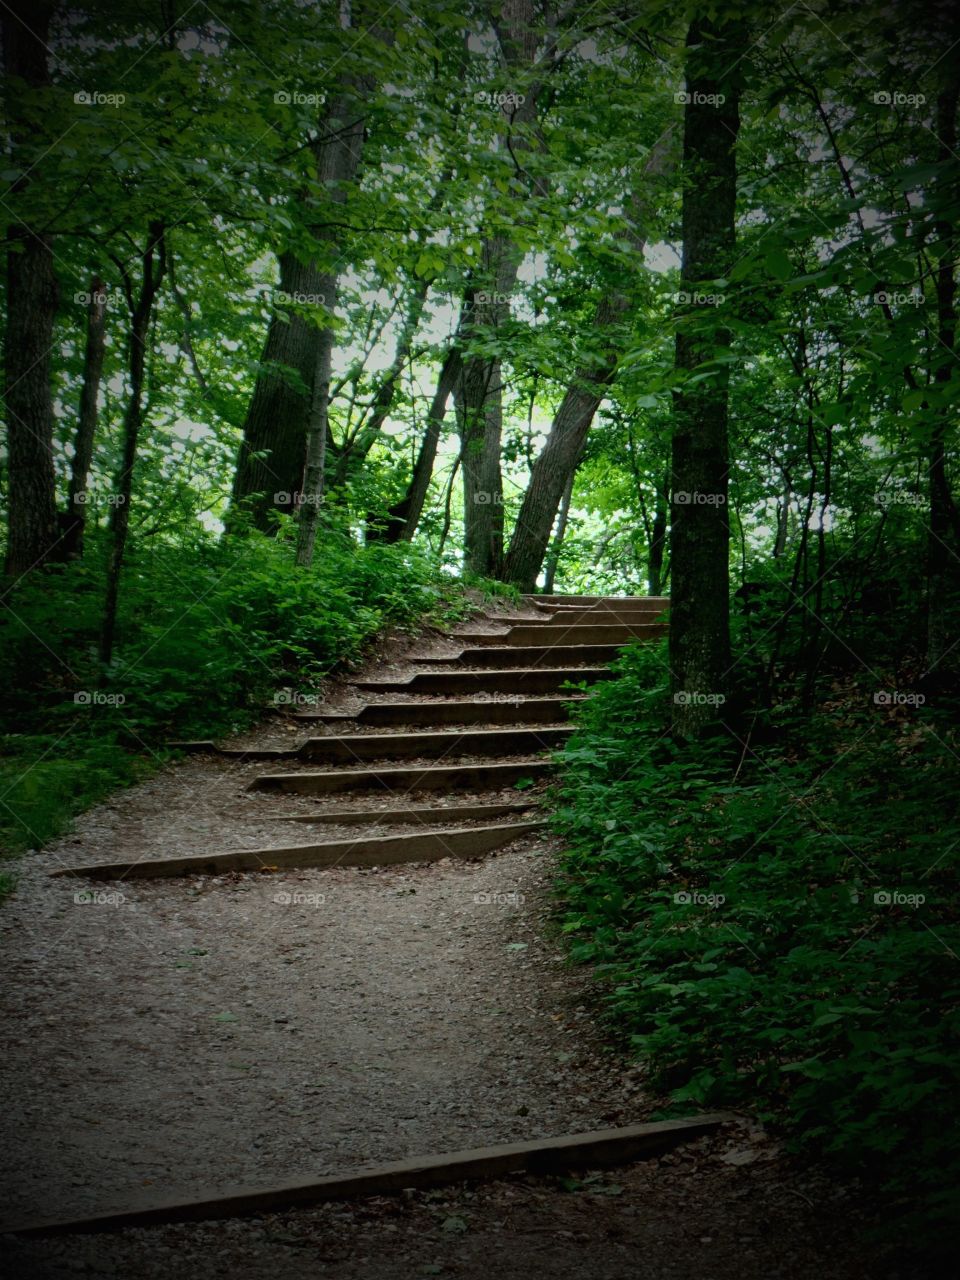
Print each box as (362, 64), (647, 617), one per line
(523, 594), (669, 607)
(53, 821), (546, 881)
(248, 761), (554, 796)
(293, 697), (586, 727)
(352, 667), (615, 695)
(279, 802), (541, 826)
(415, 644), (628, 668)
(299, 726), (572, 763)
(454, 623), (667, 647)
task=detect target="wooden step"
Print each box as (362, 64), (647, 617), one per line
(535, 606), (669, 625)
(455, 623), (666, 647)
(278, 801), (542, 825)
(248, 760), (554, 796)
(51, 821), (546, 881)
(524, 594), (668, 606)
(352, 667), (614, 695)
(415, 643), (625, 668)
(293, 696), (587, 727)
(297, 726), (573, 763)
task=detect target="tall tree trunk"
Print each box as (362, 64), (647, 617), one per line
(379, 344), (462, 542)
(926, 81), (959, 671)
(456, 255), (510, 575)
(295, 76), (369, 568)
(2, 0), (60, 577)
(542, 466), (575, 593)
(331, 273), (432, 490)
(457, 0), (543, 576)
(669, 20), (741, 736)
(62, 278), (108, 559)
(649, 469), (669, 595)
(99, 224), (166, 667)
(228, 248), (330, 531)
(502, 132), (675, 591)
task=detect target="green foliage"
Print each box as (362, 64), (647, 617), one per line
(554, 641), (960, 1237)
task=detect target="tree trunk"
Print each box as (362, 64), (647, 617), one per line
(295, 77), (369, 568)
(501, 130), (675, 591)
(99, 224), (166, 667)
(926, 82), (959, 671)
(542, 466), (575, 593)
(669, 20), (741, 736)
(379, 344), (462, 542)
(331, 273), (432, 490)
(228, 248), (331, 531)
(62, 277), (108, 559)
(456, 259), (510, 575)
(2, 0), (60, 578)
(649, 469), (669, 595)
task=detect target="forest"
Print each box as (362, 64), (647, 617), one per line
(1, 0), (959, 1268)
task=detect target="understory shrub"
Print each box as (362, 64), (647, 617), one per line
(554, 641), (960, 1236)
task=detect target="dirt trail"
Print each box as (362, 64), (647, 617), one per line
(0, 601), (912, 1278)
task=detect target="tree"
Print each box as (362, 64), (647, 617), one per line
(669, 19), (742, 736)
(2, 0), (61, 577)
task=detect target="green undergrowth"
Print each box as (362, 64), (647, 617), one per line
(553, 640), (960, 1240)
(0, 530), (482, 883)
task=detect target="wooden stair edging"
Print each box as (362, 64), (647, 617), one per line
(276, 801), (542, 825)
(246, 760), (554, 796)
(3, 1114), (730, 1237)
(49, 821), (547, 881)
(290, 696), (588, 727)
(414, 644), (627, 668)
(352, 667), (615, 695)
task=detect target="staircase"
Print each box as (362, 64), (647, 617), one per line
(56, 594), (668, 881)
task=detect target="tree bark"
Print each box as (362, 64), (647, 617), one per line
(542, 465), (575, 593)
(295, 76), (368, 568)
(2, 0), (61, 577)
(61, 278), (108, 559)
(100, 223), (166, 667)
(926, 82), (959, 671)
(502, 131), (675, 591)
(331, 273), (432, 490)
(228, 248), (331, 531)
(379, 344), (462, 542)
(669, 19), (741, 736)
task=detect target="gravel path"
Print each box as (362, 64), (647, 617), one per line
(0, 604), (908, 1278)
